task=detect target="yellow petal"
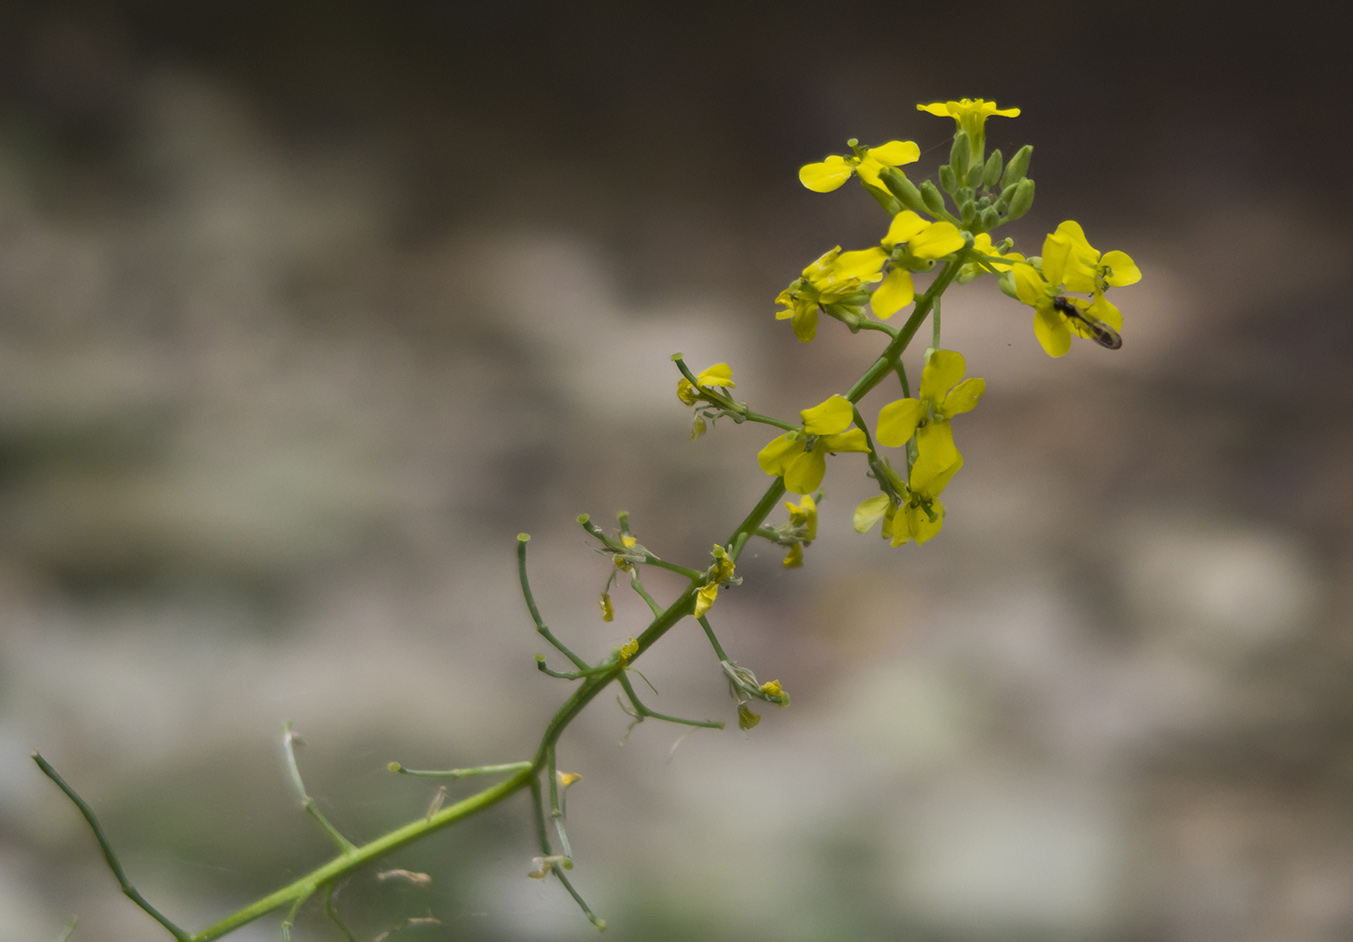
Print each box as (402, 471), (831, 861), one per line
(798, 156), (853, 192)
(905, 497), (946, 544)
(782, 543), (804, 568)
(831, 247), (889, 283)
(867, 140), (921, 166)
(819, 428), (870, 454)
(1033, 304), (1072, 357)
(1099, 250), (1141, 286)
(919, 350), (966, 403)
(853, 494), (892, 533)
(875, 397), (927, 447)
(910, 222), (966, 259)
(883, 210), (928, 248)
(800, 395), (854, 435)
(916, 102), (954, 117)
(912, 421), (960, 492)
(757, 433), (803, 477)
(783, 449), (828, 495)
(694, 582), (718, 617)
(695, 363), (734, 388)
(871, 268), (915, 317)
(1011, 263), (1047, 305)
(942, 377), (985, 416)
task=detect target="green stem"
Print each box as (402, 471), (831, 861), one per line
(845, 253), (965, 405)
(32, 754), (191, 942)
(518, 536), (592, 671)
(390, 761), (533, 779)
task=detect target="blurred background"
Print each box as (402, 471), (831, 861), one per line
(4, 2), (1352, 940)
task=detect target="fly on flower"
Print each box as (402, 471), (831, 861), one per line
(1051, 297), (1122, 350)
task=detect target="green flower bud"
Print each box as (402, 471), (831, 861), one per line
(960, 200), (976, 228)
(982, 149), (1004, 188)
(997, 268), (1020, 299)
(979, 206), (1001, 231)
(966, 162), (985, 188)
(1004, 178), (1035, 221)
(937, 164), (957, 195)
(920, 180), (947, 215)
(880, 168), (929, 215)
(949, 131), (970, 176)
(998, 182), (1019, 205)
(861, 182), (902, 217)
(1001, 145), (1032, 187)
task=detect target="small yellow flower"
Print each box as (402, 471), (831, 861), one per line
(737, 704), (762, 730)
(917, 98), (1020, 156)
(775, 247), (882, 342)
(876, 350), (985, 472)
(556, 770), (582, 788)
(870, 211), (967, 317)
(1010, 220), (1134, 356)
(618, 637), (639, 663)
(780, 494), (817, 568)
(799, 140), (921, 193)
(758, 395), (870, 494)
(759, 680), (789, 705)
(677, 363), (735, 406)
(599, 592), (615, 622)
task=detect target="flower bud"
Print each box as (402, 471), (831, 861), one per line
(937, 164), (956, 195)
(966, 163), (985, 187)
(982, 149), (1004, 188)
(948, 131), (970, 181)
(920, 180), (947, 215)
(1001, 145), (1032, 187)
(881, 167), (929, 215)
(1005, 178), (1035, 221)
(979, 206), (1001, 231)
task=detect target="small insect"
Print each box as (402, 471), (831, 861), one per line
(1052, 296), (1122, 350)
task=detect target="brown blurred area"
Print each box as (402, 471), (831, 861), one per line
(4, 2), (1353, 940)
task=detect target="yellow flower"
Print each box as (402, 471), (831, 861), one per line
(870, 212), (967, 317)
(737, 704), (762, 730)
(1010, 220), (1133, 356)
(781, 494), (817, 568)
(875, 350), (985, 471)
(618, 637), (639, 663)
(917, 98), (1020, 156)
(556, 770), (582, 788)
(599, 592), (615, 622)
(853, 445), (964, 546)
(694, 582), (719, 618)
(758, 395), (870, 494)
(759, 680), (789, 705)
(695, 546), (737, 617)
(775, 247), (881, 342)
(799, 140), (921, 193)
(677, 363), (735, 406)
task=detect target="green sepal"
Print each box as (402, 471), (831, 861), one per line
(937, 164), (956, 195)
(1001, 145), (1032, 187)
(1005, 178), (1035, 221)
(880, 168), (930, 215)
(982, 150), (1003, 188)
(920, 180), (947, 215)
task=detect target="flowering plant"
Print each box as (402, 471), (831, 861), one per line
(35, 97), (1138, 939)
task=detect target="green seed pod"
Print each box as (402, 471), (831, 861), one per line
(920, 180), (947, 214)
(880, 167), (930, 216)
(982, 149), (1003, 188)
(938, 164), (957, 194)
(1005, 178), (1035, 221)
(1001, 145), (1032, 187)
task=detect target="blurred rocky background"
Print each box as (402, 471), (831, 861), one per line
(3, 2), (1351, 940)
